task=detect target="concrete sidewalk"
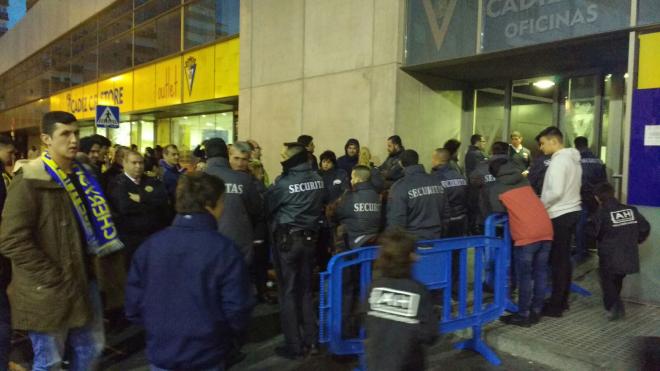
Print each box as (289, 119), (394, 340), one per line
(484, 256), (660, 371)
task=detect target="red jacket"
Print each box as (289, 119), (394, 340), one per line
(499, 186), (553, 246)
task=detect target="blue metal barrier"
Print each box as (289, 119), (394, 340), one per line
(319, 214), (513, 368)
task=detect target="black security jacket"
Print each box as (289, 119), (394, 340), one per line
(387, 165), (448, 240)
(585, 200), (650, 274)
(431, 164), (468, 220)
(266, 162), (325, 231)
(335, 182), (382, 248)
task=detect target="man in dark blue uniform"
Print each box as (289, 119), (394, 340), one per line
(387, 149), (448, 240)
(266, 143), (325, 359)
(431, 148), (468, 237)
(465, 134), (488, 176)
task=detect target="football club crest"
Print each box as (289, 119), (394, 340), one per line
(184, 57), (197, 95)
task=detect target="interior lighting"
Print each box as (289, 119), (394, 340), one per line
(222, 112), (228, 116)
(624, 73), (629, 79)
(533, 80), (555, 89)
(183, 116), (188, 120)
(202, 115), (206, 118)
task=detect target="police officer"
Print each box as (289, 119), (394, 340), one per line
(333, 165), (383, 338)
(108, 150), (172, 264)
(204, 138), (263, 265)
(387, 149), (448, 240)
(431, 148), (468, 237)
(266, 143), (324, 359)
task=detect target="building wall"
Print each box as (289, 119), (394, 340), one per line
(239, 0), (463, 176)
(0, 0), (115, 75)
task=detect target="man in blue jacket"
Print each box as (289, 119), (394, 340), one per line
(125, 172), (254, 371)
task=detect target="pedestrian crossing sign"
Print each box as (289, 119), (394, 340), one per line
(95, 105), (120, 129)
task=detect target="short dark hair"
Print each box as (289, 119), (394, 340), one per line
(376, 228), (416, 278)
(574, 136), (589, 149)
(443, 139), (461, 156)
(536, 126), (563, 142)
(594, 182), (615, 201)
(491, 141), (509, 155)
(352, 165), (372, 182)
(400, 149), (419, 167)
(297, 135), (314, 147)
(470, 134), (483, 145)
(0, 134), (14, 148)
(388, 135), (402, 147)
(91, 134), (111, 148)
(164, 144), (178, 155)
(205, 138), (228, 158)
(319, 150), (337, 166)
(42, 111), (77, 136)
(489, 158), (508, 177)
(79, 136), (98, 154)
(176, 172), (226, 214)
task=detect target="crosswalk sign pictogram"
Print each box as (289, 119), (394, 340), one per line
(95, 105), (120, 129)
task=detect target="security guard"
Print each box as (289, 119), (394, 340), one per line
(108, 150), (172, 264)
(387, 149), (448, 240)
(431, 148), (468, 237)
(266, 143), (325, 359)
(333, 165), (383, 338)
(204, 138), (263, 265)
(509, 130), (532, 174)
(467, 144), (508, 235)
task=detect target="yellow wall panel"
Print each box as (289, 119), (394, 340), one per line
(183, 46), (215, 103)
(215, 38), (240, 98)
(97, 72), (133, 113)
(638, 33), (660, 90)
(155, 56), (182, 107)
(133, 65), (157, 111)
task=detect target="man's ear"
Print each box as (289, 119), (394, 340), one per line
(40, 133), (52, 147)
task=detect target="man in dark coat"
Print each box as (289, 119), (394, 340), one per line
(160, 144), (186, 204)
(317, 150), (350, 268)
(380, 135), (405, 185)
(205, 138), (263, 265)
(336, 138), (360, 177)
(298, 135), (318, 171)
(465, 134), (488, 176)
(387, 149), (448, 240)
(266, 143), (325, 359)
(108, 150), (172, 264)
(509, 131), (532, 174)
(431, 148), (468, 237)
(126, 172), (254, 370)
(0, 134), (14, 369)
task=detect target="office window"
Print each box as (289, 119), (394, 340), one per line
(98, 14), (132, 44)
(99, 33), (133, 78)
(184, 0), (239, 49)
(135, 0), (180, 26)
(71, 50), (98, 85)
(72, 19), (98, 55)
(134, 10), (181, 66)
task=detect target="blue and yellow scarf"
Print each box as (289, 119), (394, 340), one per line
(42, 152), (124, 257)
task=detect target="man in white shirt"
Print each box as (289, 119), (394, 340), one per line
(537, 127), (582, 318)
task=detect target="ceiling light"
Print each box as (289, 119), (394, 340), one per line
(533, 80), (555, 89)
(624, 73), (629, 79)
(202, 115), (206, 118)
(183, 116), (188, 120)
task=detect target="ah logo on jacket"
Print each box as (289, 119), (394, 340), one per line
(368, 287), (420, 324)
(610, 209), (637, 226)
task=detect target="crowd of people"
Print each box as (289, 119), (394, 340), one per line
(0, 110), (651, 370)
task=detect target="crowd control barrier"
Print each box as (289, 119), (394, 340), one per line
(319, 213), (513, 368)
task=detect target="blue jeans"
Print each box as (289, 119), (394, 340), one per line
(28, 281), (105, 371)
(514, 241), (551, 317)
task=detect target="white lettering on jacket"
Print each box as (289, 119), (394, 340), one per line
(407, 185), (444, 199)
(288, 180), (325, 193)
(353, 202), (381, 213)
(225, 183), (244, 194)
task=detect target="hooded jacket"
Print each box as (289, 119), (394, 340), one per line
(337, 138), (360, 176)
(467, 155), (502, 229)
(489, 161), (553, 246)
(541, 148), (582, 219)
(335, 182), (382, 248)
(380, 149), (404, 182)
(578, 149), (607, 206)
(266, 161), (325, 231)
(319, 167), (350, 204)
(431, 164), (468, 220)
(205, 157), (263, 264)
(528, 154), (551, 195)
(387, 164), (448, 240)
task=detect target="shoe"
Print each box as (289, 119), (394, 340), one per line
(541, 305), (563, 318)
(500, 314), (532, 327)
(274, 346), (304, 360)
(529, 311), (540, 324)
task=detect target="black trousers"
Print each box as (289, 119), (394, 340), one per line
(446, 217), (467, 293)
(548, 211), (580, 311)
(600, 269), (626, 311)
(252, 241), (270, 295)
(273, 229), (318, 353)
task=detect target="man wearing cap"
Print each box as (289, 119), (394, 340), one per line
(266, 142), (324, 359)
(204, 138), (263, 265)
